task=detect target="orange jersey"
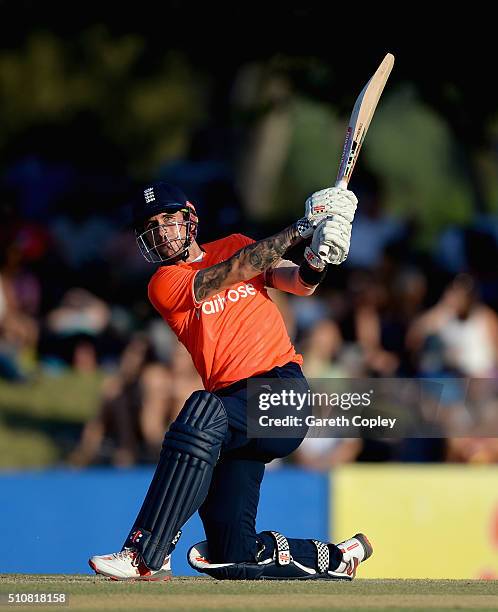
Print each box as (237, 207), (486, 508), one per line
(148, 233), (303, 391)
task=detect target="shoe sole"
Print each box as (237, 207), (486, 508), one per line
(261, 572), (353, 581)
(88, 559), (171, 582)
(353, 533), (373, 561)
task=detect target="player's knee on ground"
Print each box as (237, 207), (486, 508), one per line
(198, 458), (265, 564)
(188, 531), (343, 580)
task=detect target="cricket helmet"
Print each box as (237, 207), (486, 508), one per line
(133, 181), (199, 263)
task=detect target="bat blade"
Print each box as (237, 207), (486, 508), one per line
(319, 53), (394, 258)
(336, 53), (394, 188)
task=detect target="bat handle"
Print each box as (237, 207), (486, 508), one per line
(318, 178), (349, 258)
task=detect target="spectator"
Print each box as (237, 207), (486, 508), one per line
(349, 270), (400, 376)
(294, 436), (362, 471)
(300, 318), (345, 378)
(347, 188), (404, 269)
(447, 437), (498, 463)
(293, 319), (362, 470)
(0, 241), (40, 381)
(168, 342), (203, 419)
(40, 288), (111, 371)
(407, 274), (498, 377)
(69, 334), (172, 466)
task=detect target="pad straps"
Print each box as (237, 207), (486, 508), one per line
(269, 531), (291, 566)
(269, 532), (330, 573)
(312, 539), (330, 573)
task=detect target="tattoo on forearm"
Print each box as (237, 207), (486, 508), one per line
(194, 259), (233, 301)
(245, 225), (300, 272)
(194, 224), (301, 301)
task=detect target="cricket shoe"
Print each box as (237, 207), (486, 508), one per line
(328, 533), (373, 580)
(88, 548), (172, 581)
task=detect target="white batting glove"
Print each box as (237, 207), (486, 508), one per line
(306, 217), (352, 266)
(297, 187), (358, 238)
(296, 187), (357, 239)
(306, 187), (357, 223)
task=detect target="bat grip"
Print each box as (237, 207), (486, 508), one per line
(318, 179), (348, 258)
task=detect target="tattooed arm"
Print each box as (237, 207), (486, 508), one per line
(193, 224), (301, 302)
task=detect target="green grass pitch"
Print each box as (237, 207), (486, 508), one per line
(1, 576), (498, 611)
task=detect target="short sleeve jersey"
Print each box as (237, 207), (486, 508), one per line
(148, 233), (303, 391)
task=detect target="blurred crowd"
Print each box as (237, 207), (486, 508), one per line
(2, 13), (498, 471)
(2, 170), (498, 469)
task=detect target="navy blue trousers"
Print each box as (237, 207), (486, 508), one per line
(199, 362), (342, 570)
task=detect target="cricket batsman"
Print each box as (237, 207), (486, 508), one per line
(89, 181), (372, 580)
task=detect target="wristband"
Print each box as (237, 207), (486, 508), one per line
(299, 258), (328, 287)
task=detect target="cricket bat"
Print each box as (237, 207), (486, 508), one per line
(319, 53), (395, 258)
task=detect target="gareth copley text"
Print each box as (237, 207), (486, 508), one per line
(258, 414), (397, 429)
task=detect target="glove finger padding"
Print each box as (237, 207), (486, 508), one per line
(305, 187), (358, 224)
(320, 219), (351, 238)
(312, 217), (352, 265)
(314, 219), (351, 244)
(326, 245), (349, 265)
(320, 229), (351, 252)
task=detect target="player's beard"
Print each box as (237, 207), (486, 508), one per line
(156, 239), (184, 260)
(138, 221), (190, 263)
